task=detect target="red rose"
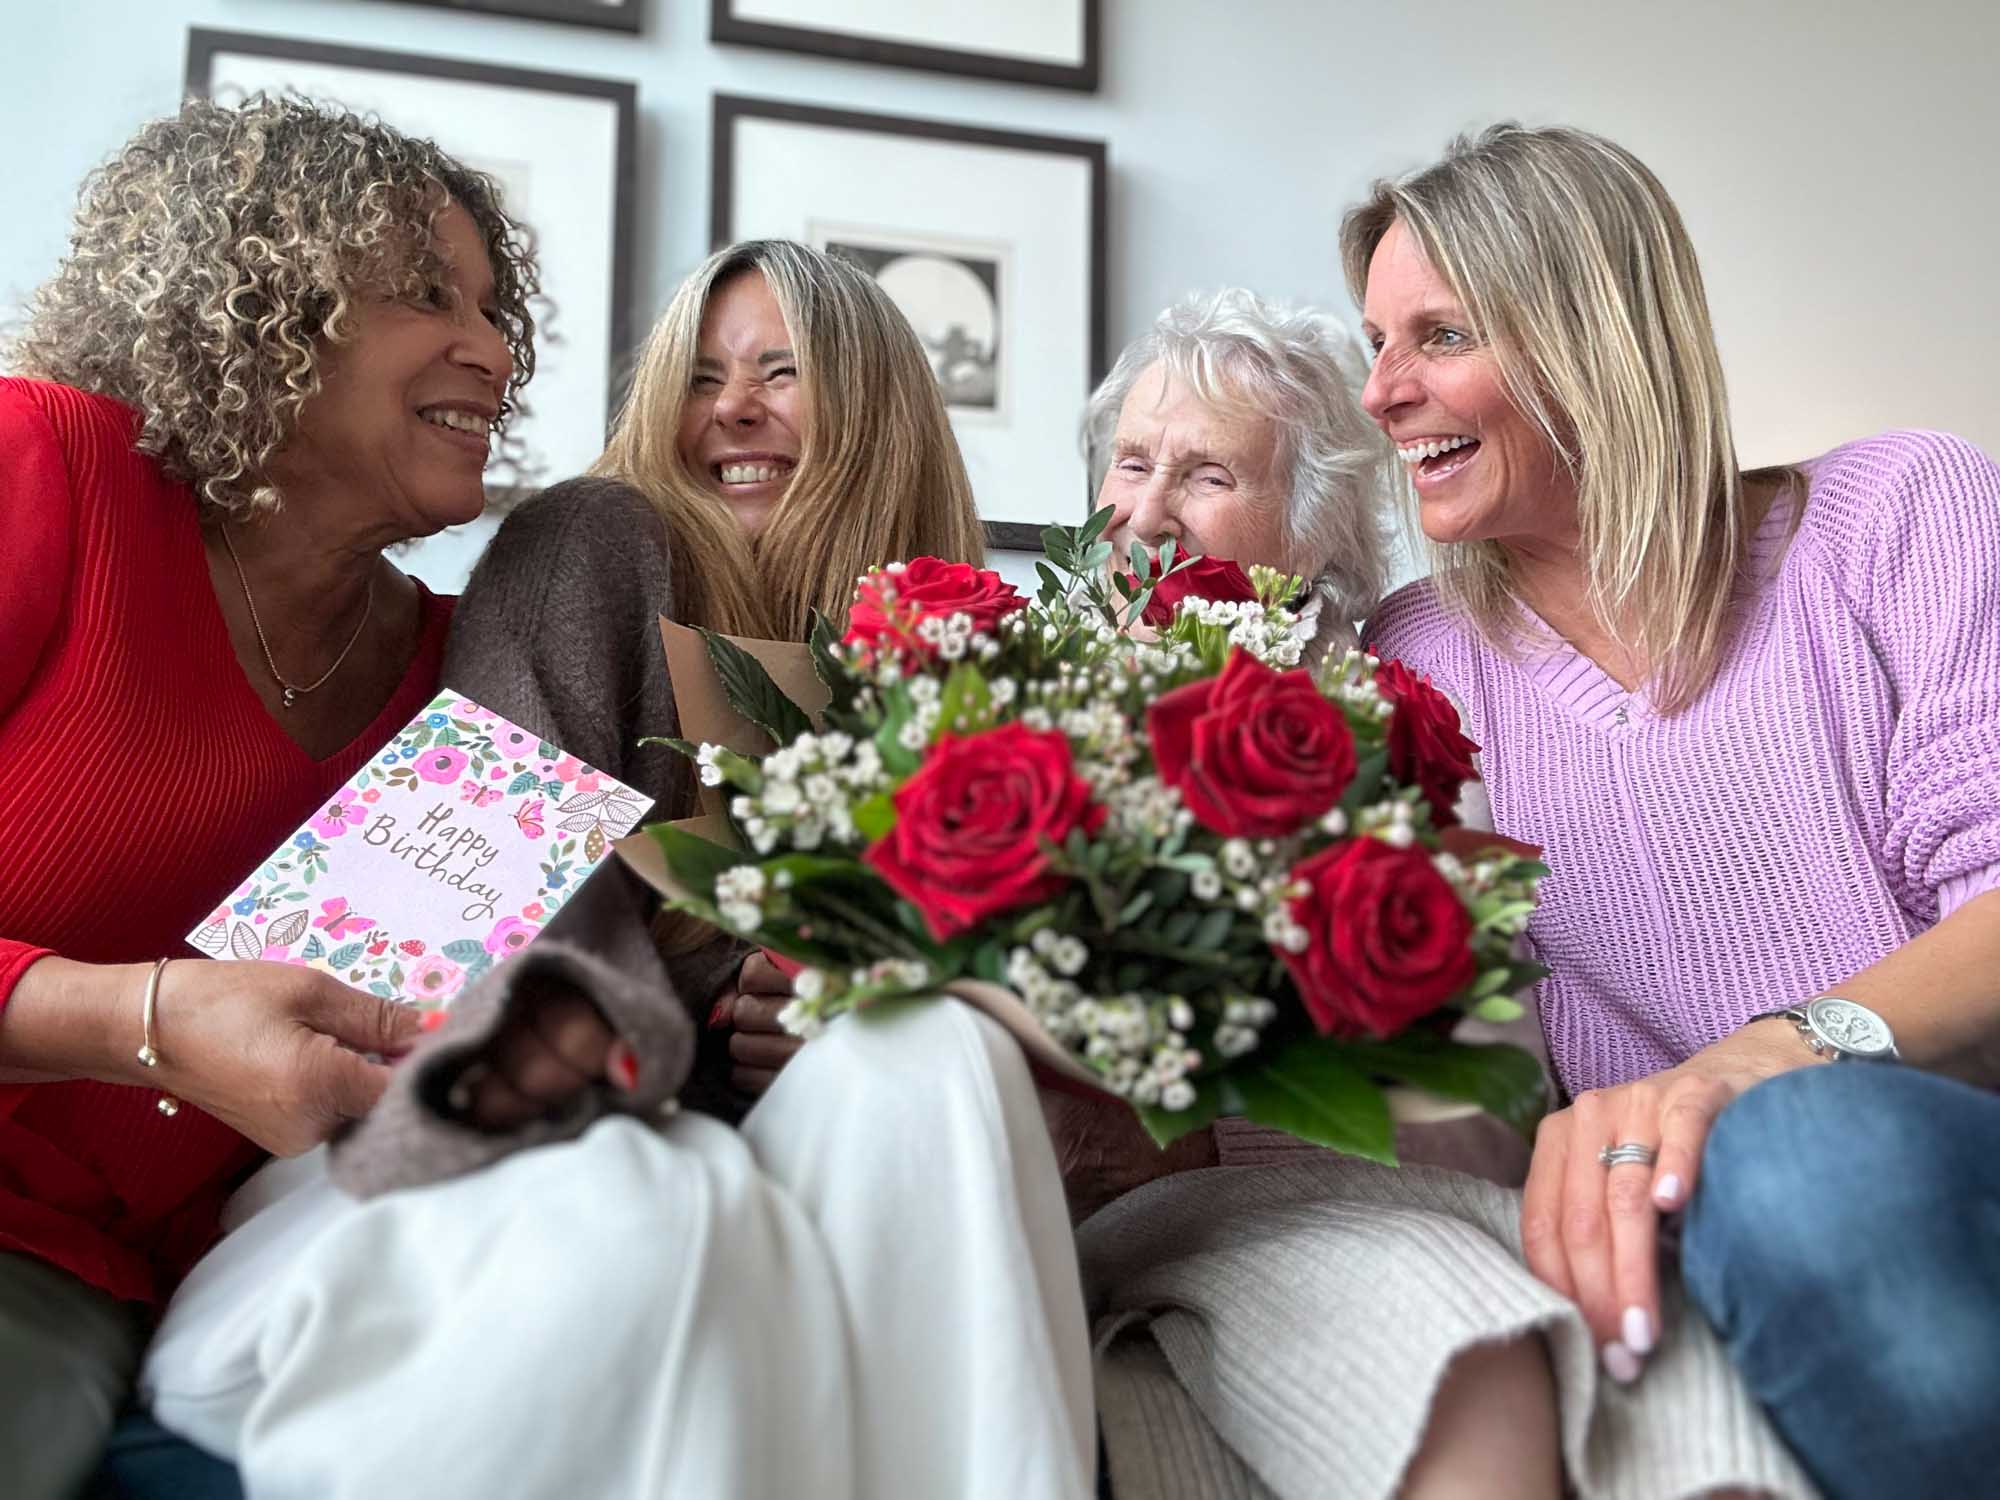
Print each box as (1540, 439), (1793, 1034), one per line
(1281, 837), (1477, 1038)
(1138, 554), (1259, 628)
(1373, 659), (1480, 828)
(1148, 648), (1356, 837)
(864, 723), (1104, 939)
(844, 557), (1027, 656)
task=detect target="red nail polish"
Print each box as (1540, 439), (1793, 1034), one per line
(419, 1009), (449, 1033)
(607, 1040), (640, 1092)
(708, 999), (732, 1030)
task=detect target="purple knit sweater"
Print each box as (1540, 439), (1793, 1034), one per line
(1367, 430), (2000, 1096)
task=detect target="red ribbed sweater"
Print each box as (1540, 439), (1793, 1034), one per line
(0, 377), (453, 1305)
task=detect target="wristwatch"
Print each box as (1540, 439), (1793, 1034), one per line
(1750, 995), (1901, 1062)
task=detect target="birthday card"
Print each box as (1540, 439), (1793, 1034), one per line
(191, 690), (651, 1009)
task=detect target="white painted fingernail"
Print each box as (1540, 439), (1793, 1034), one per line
(1622, 1306), (1655, 1356)
(1601, 1341), (1642, 1384)
(1653, 1173), (1682, 1208)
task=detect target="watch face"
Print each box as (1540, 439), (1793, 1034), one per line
(1806, 997), (1894, 1057)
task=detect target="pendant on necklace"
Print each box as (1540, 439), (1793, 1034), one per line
(282, 687), (298, 709)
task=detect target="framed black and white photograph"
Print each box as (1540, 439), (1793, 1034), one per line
(186, 30), (636, 585)
(818, 224), (1010, 421)
(369, 0), (642, 31)
(715, 96), (1106, 550)
(712, 0), (1098, 92)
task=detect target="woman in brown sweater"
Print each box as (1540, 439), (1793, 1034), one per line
(141, 241), (1097, 1499)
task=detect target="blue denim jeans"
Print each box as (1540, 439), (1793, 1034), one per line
(84, 1412), (243, 1500)
(1682, 1064), (2000, 1500)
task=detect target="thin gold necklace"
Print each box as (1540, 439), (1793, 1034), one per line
(220, 525), (377, 709)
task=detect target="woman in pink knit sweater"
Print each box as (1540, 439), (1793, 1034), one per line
(1354, 123), (2000, 1499)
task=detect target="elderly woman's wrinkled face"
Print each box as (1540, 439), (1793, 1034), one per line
(1358, 218), (1574, 552)
(1098, 362), (1292, 572)
(275, 202), (511, 538)
(676, 270), (804, 536)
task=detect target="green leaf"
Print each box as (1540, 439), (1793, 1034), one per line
(702, 628), (814, 746)
(1080, 504), (1113, 544)
(853, 792), (897, 841)
(1117, 889), (1155, 924)
(1191, 907), (1234, 951)
(1470, 994), (1526, 1023)
(1136, 1074), (1224, 1148)
(806, 610), (846, 695)
(1228, 1040), (1397, 1163)
(644, 821), (750, 898)
(442, 939), (487, 965)
(1036, 562), (1065, 602)
(1341, 1033), (1549, 1137)
(937, 664), (992, 735)
(1339, 747), (1391, 818)
(874, 687), (921, 777)
(506, 771), (540, 795)
(434, 726), (461, 746)
(327, 942), (364, 969)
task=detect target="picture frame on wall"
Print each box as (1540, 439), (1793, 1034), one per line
(711, 0), (1099, 93)
(713, 95), (1106, 550)
(368, 0), (642, 33)
(185, 28), (636, 581)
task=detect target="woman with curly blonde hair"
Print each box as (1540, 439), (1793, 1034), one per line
(0, 93), (535, 1496)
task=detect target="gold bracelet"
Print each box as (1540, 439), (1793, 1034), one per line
(136, 957), (181, 1117)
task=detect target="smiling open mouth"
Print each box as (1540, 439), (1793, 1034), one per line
(713, 459), (795, 486)
(1398, 434), (1480, 482)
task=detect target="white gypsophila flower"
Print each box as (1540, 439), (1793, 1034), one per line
(1383, 824), (1415, 849)
(777, 999), (826, 1040)
(730, 796), (755, 819)
(897, 720), (929, 751)
(1191, 868), (1222, 900)
(1319, 808), (1348, 837)
(1222, 839), (1256, 879)
(720, 901), (761, 933)
(1050, 936), (1088, 977)
(1021, 707), (1053, 731)
(1168, 998), (1194, 1030)
(761, 781), (803, 815)
(715, 866), (766, 904)
(1235, 887), (1261, 912)
(1214, 1025), (1258, 1058)
(772, 869), (794, 890)
(803, 773), (838, 804)
(1161, 1080), (1197, 1111)
(908, 675), (941, 705)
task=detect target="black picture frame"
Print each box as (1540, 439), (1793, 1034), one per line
(368, 0), (642, 32)
(185, 28), (637, 454)
(711, 0), (1099, 93)
(713, 95), (1107, 552)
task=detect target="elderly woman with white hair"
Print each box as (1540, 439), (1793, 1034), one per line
(1058, 289), (1815, 1500)
(1080, 288), (1392, 666)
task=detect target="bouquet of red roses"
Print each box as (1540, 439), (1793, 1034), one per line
(638, 511), (1547, 1157)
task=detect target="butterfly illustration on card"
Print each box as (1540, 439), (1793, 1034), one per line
(513, 798), (547, 838)
(460, 779), (503, 808)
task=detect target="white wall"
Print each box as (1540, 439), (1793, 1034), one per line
(8, 0), (1998, 594)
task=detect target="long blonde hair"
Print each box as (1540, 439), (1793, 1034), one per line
(1341, 123), (1770, 712)
(595, 239), (984, 639)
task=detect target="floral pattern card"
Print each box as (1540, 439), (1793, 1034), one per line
(190, 690), (652, 1009)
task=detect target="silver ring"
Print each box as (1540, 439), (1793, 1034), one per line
(1597, 1142), (1658, 1169)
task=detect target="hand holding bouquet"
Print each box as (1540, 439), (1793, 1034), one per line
(635, 512), (1547, 1159)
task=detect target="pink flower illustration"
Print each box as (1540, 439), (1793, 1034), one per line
(497, 726), (538, 758)
(405, 954), (464, 1001)
(521, 902), (547, 921)
(361, 788), (381, 803)
(312, 796), (368, 839)
(416, 747), (469, 784)
(485, 915), (538, 957)
(314, 898), (373, 939)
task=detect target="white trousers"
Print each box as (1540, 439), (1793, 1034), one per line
(143, 1000), (1095, 1500)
